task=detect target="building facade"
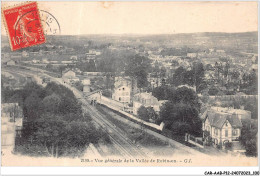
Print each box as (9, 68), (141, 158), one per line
(112, 85), (131, 104)
(202, 107), (244, 146)
(1, 103), (23, 155)
(133, 92), (160, 115)
(62, 70), (79, 84)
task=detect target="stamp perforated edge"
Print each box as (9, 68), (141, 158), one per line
(1, 1), (46, 51)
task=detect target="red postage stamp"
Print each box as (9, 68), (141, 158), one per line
(2, 2), (46, 51)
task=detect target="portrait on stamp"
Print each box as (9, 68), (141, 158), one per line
(2, 2), (46, 50)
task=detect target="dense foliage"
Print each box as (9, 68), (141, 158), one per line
(137, 106), (159, 123)
(3, 82), (110, 157)
(240, 122), (258, 157)
(169, 63), (206, 93)
(159, 86), (202, 136)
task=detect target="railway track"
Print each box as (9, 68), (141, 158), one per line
(81, 100), (148, 159)
(4, 66), (148, 159)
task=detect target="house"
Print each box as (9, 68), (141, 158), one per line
(202, 107), (244, 147)
(22, 51), (29, 57)
(209, 48), (215, 53)
(66, 48), (74, 53)
(61, 61), (74, 65)
(6, 60), (16, 65)
(29, 51), (39, 56)
(216, 50), (226, 56)
(251, 64), (258, 71)
(10, 53), (22, 60)
(187, 53), (197, 58)
(62, 70), (79, 84)
(216, 49), (225, 53)
(133, 92), (160, 115)
(1, 103), (23, 154)
(42, 58), (49, 64)
(112, 85), (131, 104)
(82, 79), (91, 93)
(211, 106), (251, 127)
(148, 76), (162, 88)
(70, 55), (78, 60)
(112, 76), (135, 104)
(63, 70), (76, 78)
(32, 59), (40, 64)
(2, 53), (10, 60)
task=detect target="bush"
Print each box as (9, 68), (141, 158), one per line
(137, 106), (149, 122)
(170, 122), (191, 136)
(224, 142), (233, 150)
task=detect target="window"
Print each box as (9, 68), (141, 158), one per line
(225, 130), (228, 137)
(232, 129), (238, 136)
(214, 129), (218, 136)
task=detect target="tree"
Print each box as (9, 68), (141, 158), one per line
(215, 62), (223, 80)
(137, 106), (149, 122)
(24, 92), (43, 121)
(193, 62), (205, 92)
(170, 66), (185, 86)
(160, 102), (201, 136)
(169, 86), (201, 111)
(240, 124), (257, 157)
(231, 71), (240, 80)
(46, 63), (53, 70)
(147, 107), (159, 122)
(159, 86), (202, 136)
(223, 62), (230, 78)
(244, 97), (258, 119)
(11, 79), (109, 157)
(74, 81), (83, 91)
(125, 54), (151, 89)
(208, 87), (219, 96)
(42, 93), (61, 113)
(34, 115), (67, 157)
(170, 63), (206, 93)
(152, 85), (174, 101)
(96, 49), (136, 73)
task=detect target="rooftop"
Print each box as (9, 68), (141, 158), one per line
(205, 110), (243, 129)
(211, 106), (251, 116)
(133, 92), (160, 106)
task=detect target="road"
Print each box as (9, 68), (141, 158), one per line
(3, 66), (147, 158)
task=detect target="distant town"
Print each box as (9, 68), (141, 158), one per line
(1, 32), (258, 159)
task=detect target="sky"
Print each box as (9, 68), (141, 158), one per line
(1, 1), (258, 35)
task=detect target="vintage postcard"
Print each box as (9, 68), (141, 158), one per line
(1, 1), (258, 168)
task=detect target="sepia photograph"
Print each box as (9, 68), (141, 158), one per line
(1, 1), (258, 171)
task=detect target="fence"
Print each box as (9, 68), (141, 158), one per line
(185, 133), (204, 148)
(200, 95), (258, 102)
